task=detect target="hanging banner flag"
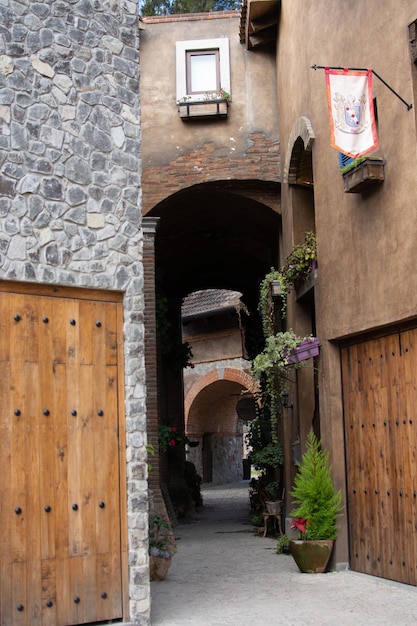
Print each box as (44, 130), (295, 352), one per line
(325, 68), (378, 158)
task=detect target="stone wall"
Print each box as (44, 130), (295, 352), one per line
(188, 435), (244, 485)
(0, 1), (149, 623)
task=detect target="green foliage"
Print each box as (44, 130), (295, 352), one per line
(140, 0), (241, 16)
(149, 513), (177, 558)
(259, 268), (287, 333)
(250, 442), (284, 471)
(246, 414), (283, 471)
(281, 231), (317, 287)
(250, 512), (264, 527)
(290, 430), (343, 540)
(252, 331), (304, 376)
(276, 534), (290, 554)
(265, 481), (280, 500)
(158, 424), (190, 452)
(147, 442), (155, 474)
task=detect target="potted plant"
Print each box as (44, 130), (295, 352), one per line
(149, 513), (177, 581)
(281, 231), (317, 290)
(289, 429), (343, 573)
(276, 533), (290, 554)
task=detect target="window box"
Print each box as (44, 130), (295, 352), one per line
(178, 99), (228, 121)
(295, 261), (317, 302)
(342, 158), (385, 194)
(287, 337), (320, 364)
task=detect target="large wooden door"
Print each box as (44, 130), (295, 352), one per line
(0, 287), (125, 625)
(342, 328), (417, 585)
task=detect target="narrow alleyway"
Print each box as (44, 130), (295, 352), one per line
(151, 481), (417, 626)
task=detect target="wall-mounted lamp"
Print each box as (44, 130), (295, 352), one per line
(280, 389), (293, 409)
(270, 280), (282, 300)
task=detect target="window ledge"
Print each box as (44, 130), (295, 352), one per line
(178, 99), (228, 121)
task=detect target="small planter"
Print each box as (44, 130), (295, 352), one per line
(288, 337), (320, 364)
(289, 539), (334, 573)
(265, 500), (282, 515)
(150, 556), (172, 581)
(178, 99), (228, 121)
(342, 158), (385, 193)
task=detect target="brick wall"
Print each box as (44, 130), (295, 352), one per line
(142, 131), (280, 213)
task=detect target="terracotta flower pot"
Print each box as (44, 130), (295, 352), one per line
(150, 556), (172, 581)
(289, 539), (334, 573)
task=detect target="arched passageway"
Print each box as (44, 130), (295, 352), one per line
(185, 368), (257, 484)
(145, 179), (281, 511)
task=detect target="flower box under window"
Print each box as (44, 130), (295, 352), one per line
(342, 158), (385, 194)
(178, 99), (228, 121)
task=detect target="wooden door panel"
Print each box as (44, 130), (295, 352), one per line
(0, 290), (124, 625)
(342, 330), (417, 586)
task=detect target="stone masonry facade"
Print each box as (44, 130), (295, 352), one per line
(0, 1), (150, 623)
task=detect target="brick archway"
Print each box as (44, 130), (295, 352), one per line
(185, 367), (258, 425)
(185, 367), (259, 484)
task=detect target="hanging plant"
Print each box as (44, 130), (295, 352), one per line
(259, 268), (288, 333)
(281, 231), (317, 288)
(158, 424), (190, 453)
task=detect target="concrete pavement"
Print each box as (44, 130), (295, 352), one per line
(150, 481), (417, 625)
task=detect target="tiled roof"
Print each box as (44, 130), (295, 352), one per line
(182, 289), (242, 319)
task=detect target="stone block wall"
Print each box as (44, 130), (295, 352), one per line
(0, 1), (149, 623)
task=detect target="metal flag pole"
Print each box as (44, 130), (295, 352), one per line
(311, 64), (413, 110)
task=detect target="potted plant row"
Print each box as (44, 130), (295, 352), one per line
(289, 430), (343, 573)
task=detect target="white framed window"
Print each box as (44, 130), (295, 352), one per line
(176, 38), (230, 102)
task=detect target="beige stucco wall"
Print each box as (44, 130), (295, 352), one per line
(277, 1), (417, 337)
(140, 11), (278, 175)
(276, 1), (417, 567)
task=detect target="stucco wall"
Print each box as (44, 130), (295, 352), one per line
(277, 1), (417, 339)
(139, 11), (279, 213)
(276, 0), (417, 569)
(0, 1), (149, 623)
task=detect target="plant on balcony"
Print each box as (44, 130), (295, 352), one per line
(178, 86), (230, 104)
(281, 231), (317, 289)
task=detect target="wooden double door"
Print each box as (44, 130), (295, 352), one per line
(0, 285), (126, 625)
(342, 327), (417, 585)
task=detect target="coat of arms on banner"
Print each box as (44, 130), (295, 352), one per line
(325, 68), (378, 158)
(333, 93), (368, 134)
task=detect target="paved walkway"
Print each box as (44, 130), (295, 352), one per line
(151, 481), (417, 625)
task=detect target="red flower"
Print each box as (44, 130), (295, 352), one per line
(169, 439), (176, 447)
(171, 426), (177, 433)
(290, 518), (308, 538)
